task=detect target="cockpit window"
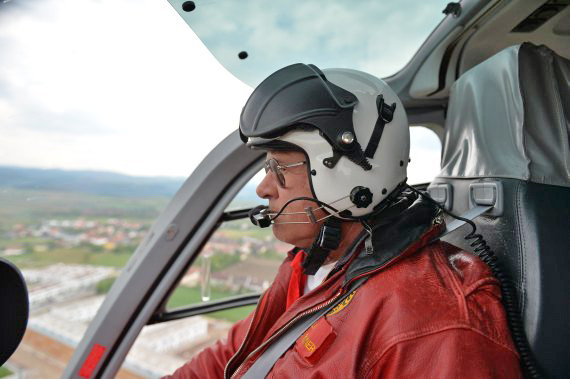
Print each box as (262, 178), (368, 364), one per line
(169, 0), (451, 85)
(408, 126), (442, 184)
(0, 0), (247, 376)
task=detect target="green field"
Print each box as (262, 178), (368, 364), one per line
(93, 277), (255, 323)
(167, 286), (255, 323)
(0, 366), (13, 377)
(219, 226), (273, 240)
(0, 236), (45, 250)
(0, 187), (168, 226)
(4, 247), (134, 269)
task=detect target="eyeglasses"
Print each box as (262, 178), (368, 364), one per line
(264, 158), (306, 188)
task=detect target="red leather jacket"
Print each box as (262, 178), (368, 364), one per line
(166, 204), (521, 378)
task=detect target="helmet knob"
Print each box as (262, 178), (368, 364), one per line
(350, 186), (373, 208)
(340, 131), (355, 145)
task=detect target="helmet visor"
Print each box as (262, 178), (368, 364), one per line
(239, 63), (358, 141)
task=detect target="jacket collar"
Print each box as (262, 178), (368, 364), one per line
(344, 197), (443, 285)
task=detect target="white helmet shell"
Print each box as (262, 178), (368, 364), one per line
(279, 69), (409, 217)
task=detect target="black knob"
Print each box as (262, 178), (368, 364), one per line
(350, 186), (373, 208)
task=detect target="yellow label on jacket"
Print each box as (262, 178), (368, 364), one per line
(302, 334), (317, 352)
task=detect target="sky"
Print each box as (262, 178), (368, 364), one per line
(0, 0), (444, 183)
(182, 0), (450, 85)
(0, 0), (251, 178)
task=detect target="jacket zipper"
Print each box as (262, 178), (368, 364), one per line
(228, 288), (343, 379)
(224, 292), (266, 379)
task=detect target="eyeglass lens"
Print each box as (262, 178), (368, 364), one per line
(265, 159), (286, 187)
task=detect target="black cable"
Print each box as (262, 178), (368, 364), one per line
(406, 185), (541, 379)
(270, 196), (340, 220)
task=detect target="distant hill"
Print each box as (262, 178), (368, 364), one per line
(0, 165), (261, 202)
(0, 165), (184, 198)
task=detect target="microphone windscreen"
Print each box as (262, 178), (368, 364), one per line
(248, 205), (271, 228)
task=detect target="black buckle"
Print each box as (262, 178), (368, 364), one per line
(364, 95), (396, 159)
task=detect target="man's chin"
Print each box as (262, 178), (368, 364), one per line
(271, 224), (314, 249)
(271, 223), (291, 244)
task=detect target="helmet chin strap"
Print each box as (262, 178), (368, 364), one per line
(302, 217), (342, 275)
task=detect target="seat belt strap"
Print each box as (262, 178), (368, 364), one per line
(241, 276), (368, 379)
(428, 205), (493, 245)
(440, 205), (493, 238)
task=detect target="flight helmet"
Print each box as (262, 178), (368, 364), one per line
(240, 63), (410, 219)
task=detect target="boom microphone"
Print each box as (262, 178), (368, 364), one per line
(247, 196), (350, 228)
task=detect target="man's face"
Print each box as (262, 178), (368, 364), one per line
(256, 150), (326, 248)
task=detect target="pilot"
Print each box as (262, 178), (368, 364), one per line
(165, 64), (522, 378)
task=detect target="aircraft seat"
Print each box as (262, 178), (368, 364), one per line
(428, 42), (570, 378)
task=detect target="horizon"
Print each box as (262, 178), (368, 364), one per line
(0, 163), (188, 181)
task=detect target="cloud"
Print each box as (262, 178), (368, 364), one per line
(0, 77), (113, 135)
(0, 0), (251, 177)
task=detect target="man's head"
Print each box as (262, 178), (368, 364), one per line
(241, 63), (409, 271)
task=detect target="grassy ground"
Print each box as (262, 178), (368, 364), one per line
(92, 278), (254, 323)
(0, 366), (13, 377)
(218, 227), (273, 240)
(167, 285), (237, 308)
(206, 305), (255, 323)
(0, 187), (168, 225)
(0, 236), (45, 250)
(5, 247), (134, 269)
(167, 286), (255, 323)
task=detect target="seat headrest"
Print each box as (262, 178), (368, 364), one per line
(439, 43), (570, 187)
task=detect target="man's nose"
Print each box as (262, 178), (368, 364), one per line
(256, 171), (277, 200)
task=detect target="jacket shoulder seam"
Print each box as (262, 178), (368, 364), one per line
(360, 323), (520, 377)
(432, 245), (470, 321)
(464, 277), (500, 297)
